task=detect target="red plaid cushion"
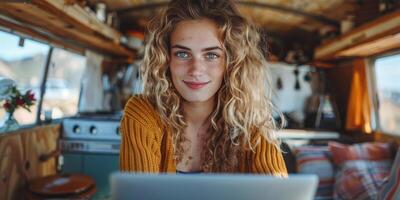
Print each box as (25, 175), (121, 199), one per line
(334, 160), (392, 200)
(293, 146), (334, 200)
(378, 148), (400, 200)
(328, 142), (396, 165)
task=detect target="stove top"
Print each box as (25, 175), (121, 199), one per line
(61, 113), (122, 154)
(62, 112), (122, 141)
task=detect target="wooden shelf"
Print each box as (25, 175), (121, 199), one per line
(315, 10), (400, 61)
(0, 0), (135, 59)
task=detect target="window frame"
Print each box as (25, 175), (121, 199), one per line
(0, 28), (85, 127)
(368, 50), (400, 136)
(39, 47), (86, 122)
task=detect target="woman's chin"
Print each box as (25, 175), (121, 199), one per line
(181, 94), (214, 103)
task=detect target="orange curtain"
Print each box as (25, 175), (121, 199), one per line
(346, 59), (372, 133)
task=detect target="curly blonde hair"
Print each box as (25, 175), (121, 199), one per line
(142, 0), (283, 172)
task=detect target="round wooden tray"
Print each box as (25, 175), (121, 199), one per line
(28, 174), (95, 197)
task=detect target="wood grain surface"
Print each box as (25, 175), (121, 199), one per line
(0, 124), (60, 200)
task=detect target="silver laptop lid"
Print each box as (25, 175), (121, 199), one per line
(111, 173), (318, 200)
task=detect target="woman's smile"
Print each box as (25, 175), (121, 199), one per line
(183, 80), (211, 89)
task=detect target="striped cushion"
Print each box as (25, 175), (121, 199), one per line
(293, 146), (334, 200)
(328, 142), (396, 165)
(378, 148), (400, 200)
(334, 160), (392, 200)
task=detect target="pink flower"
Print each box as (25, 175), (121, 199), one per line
(27, 90), (36, 101)
(15, 97), (24, 106)
(3, 101), (10, 109)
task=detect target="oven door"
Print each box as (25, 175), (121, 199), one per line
(61, 140), (120, 199)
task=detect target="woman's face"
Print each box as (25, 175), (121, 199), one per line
(169, 19), (226, 103)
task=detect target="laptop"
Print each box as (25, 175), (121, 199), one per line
(110, 173), (318, 200)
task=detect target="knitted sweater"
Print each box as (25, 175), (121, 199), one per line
(119, 95), (287, 176)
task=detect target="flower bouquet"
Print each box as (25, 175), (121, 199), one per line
(0, 78), (36, 132)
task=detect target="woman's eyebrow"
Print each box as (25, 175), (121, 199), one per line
(202, 46), (223, 52)
(171, 44), (191, 50)
(171, 44), (223, 52)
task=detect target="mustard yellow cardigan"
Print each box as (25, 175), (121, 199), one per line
(119, 95), (287, 175)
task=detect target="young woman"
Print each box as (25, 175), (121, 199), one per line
(120, 0), (287, 176)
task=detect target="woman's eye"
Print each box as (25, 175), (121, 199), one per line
(175, 51), (190, 59)
(206, 53), (219, 60)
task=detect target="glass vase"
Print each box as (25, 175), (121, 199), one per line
(0, 113), (19, 133)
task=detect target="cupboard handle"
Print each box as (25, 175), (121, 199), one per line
(39, 149), (61, 162)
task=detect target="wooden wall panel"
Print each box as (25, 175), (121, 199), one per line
(0, 124), (60, 200)
(325, 60), (354, 130)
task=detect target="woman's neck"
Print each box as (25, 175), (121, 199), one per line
(177, 97), (216, 172)
(182, 97), (215, 128)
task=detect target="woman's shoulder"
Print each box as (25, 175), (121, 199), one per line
(124, 95), (153, 111)
(122, 95), (160, 128)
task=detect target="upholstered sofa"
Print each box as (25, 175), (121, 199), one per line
(283, 141), (400, 200)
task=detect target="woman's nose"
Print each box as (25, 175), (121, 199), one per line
(188, 58), (205, 76)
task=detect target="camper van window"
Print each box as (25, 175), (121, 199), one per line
(40, 48), (86, 121)
(372, 53), (400, 136)
(0, 30), (50, 126)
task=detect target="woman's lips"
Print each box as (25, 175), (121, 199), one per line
(183, 80), (210, 89)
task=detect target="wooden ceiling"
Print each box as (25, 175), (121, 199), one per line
(87, 0), (357, 35)
(0, 0), (397, 63)
(82, 0), (370, 63)
(0, 0), (136, 60)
